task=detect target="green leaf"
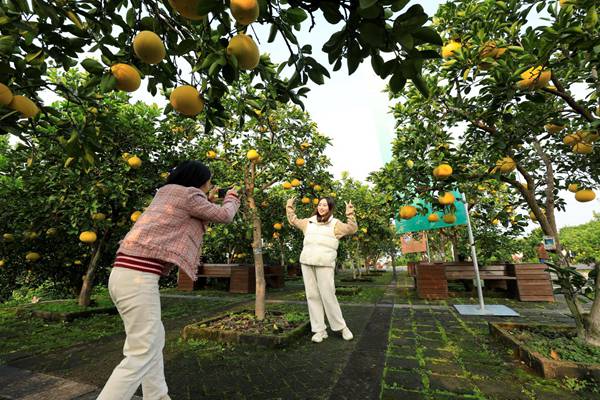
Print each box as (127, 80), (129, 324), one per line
(359, 0), (378, 10)
(285, 8), (308, 24)
(396, 33), (414, 49)
(391, 0), (410, 12)
(359, 22), (386, 48)
(81, 58), (106, 75)
(389, 71), (406, 93)
(347, 41), (362, 75)
(268, 24), (278, 43)
(126, 8), (136, 28)
(412, 75), (429, 97)
(411, 26), (442, 46)
(99, 73), (117, 92)
(177, 39), (197, 55)
(320, 2), (343, 24)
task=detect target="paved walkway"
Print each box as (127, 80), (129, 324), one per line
(1, 274), (598, 400)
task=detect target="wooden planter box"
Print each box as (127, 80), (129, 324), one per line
(182, 310), (310, 348)
(489, 322), (600, 381)
(509, 263), (555, 302)
(416, 263), (448, 299)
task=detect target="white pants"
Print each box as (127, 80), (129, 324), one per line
(98, 268), (170, 400)
(301, 264), (347, 332)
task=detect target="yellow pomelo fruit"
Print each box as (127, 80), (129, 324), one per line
(578, 130), (600, 142)
(443, 214), (456, 224)
(282, 181), (292, 190)
(46, 228), (58, 237)
(313, 184), (322, 192)
(8, 95), (39, 118)
(230, 0), (259, 25)
(133, 31), (166, 65)
(441, 41), (461, 58)
(406, 160), (414, 168)
(399, 205), (417, 220)
(131, 211), (142, 222)
(567, 183), (578, 193)
(0, 260), (5, 267)
(433, 164), (453, 179)
(128, 156), (142, 168)
(3, 233), (15, 242)
(0, 83), (13, 106)
(79, 231), (97, 243)
(438, 192), (455, 205)
(207, 150), (217, 159)
(170, 85), (204, 117)
(479, 42), (505, 59)
(301, 197), (310, 204)
(25, 252), (41, 262)
(492, 219), (500, 225)
(92, 212), (106, 221)
(313, 198), (319, 205)
(517, 66), (551, 89)
(273, 223), (282, 230)
(563, 133), (582, 146)
(168, 0), (205, 20)
(544, 124), (565, 134)
(300, 142), (310, 150)
(291, 178), (301, 187)
(227, 33), (260, 70)
(496, 157), (516, 173)
(295, 158), (305, 166)
(247, 149), (259, 161)
(572, 142), (593, 154)
(110, 64), (141, 92)
(427, 213), (439, 222)
(272, 232), (280, 239)
(575, 189), (596, 202)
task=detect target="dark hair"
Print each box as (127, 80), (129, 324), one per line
(312, 197), (335, 222)
(166, 160), (211, 188)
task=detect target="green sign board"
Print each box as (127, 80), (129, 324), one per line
(394, 190), (468, 234)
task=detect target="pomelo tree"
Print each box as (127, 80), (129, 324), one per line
(381, 0), (600, 345)
(0, 69), (201, 305)
(0, 0), (443, 145)
(188, 83), (333, 319)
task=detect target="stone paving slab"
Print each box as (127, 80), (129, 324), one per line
(0, 365), (108, 400)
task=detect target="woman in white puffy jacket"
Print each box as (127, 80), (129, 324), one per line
(286, 196), (358, 343)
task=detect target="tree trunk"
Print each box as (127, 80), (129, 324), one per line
(580, 263), (600, 346)
(513, 149), (597, 344)
(391, 253), (397, 280)
(78, 230), (109, 307)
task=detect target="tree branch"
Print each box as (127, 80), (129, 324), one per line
(543, 73), (595, 122)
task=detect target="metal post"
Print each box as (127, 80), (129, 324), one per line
(424, 232), (431, 262)
(461, 193), (485, 311)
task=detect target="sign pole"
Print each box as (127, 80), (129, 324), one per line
(461, 193), (485, 311)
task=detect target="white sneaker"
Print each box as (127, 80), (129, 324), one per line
(311, 330), (328, 343)
(341, 327), (353, 341)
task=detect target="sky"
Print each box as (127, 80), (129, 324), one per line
(35, 1), (600, 232)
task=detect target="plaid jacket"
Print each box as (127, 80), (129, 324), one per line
(117, 184), (240, 281)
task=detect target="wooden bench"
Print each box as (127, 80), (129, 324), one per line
(264, 265), (285, 289)
(177, 263), (285, 294)
(508, 263), (555, 302)
(416, 262), (518, 299)
(177, 264), (254, 293)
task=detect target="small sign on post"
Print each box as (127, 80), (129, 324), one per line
(543, 236), (556, 251)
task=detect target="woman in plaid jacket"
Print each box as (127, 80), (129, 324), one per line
(98, 160), (240, 400)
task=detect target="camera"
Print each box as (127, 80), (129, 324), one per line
(217, 187), (232, 198)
